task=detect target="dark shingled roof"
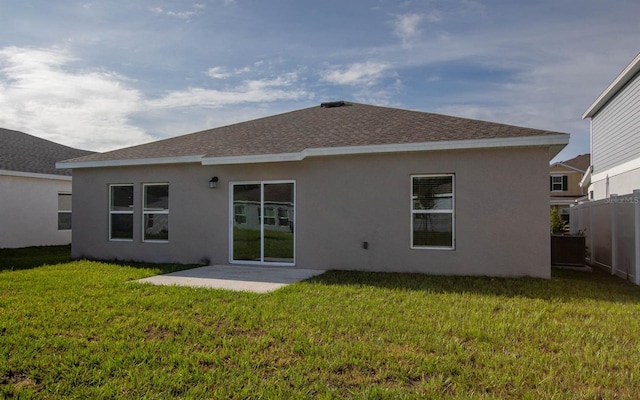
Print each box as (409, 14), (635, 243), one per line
(559, 153), (590, 172)
(0, 128), (94, 176)
(62, 102), (567, 164)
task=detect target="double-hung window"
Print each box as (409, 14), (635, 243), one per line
(551, 175), (567, 192)
(143, 183), (169, 242)
(58, 193), (72, 230)
(411, 175), (454, 249)
(110, 185), (134, 240)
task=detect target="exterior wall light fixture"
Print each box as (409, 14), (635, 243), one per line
(209, 176), (219, 189)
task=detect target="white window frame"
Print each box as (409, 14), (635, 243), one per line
(411, 174), (455, 250)
(551, 175), (565, 192)
(142, 183), (169, 243)
(109, 184), (134, 241)
(57, 192), (72, 231)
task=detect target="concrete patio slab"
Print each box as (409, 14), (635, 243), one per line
(136, 265), (326, 293)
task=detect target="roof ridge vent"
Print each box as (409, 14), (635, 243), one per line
(320, 100), (346, 108)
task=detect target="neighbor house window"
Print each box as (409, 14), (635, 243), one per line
(234, 204), (247, 224)
(278, 207), (290, 227)
(58, 193), (72, 230)
(551, 175), (567, 192)
(264, 206), (276, 225)
(411, 175), (454, 249)
(110, 185), (134, 240)
(143, 183), (169, 242)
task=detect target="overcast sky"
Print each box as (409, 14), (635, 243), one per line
(1, 1), (639, 162)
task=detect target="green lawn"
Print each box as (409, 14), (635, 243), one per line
(1, 248), (640, 398)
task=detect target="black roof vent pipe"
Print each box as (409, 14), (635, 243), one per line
(320, 100), (346, 108)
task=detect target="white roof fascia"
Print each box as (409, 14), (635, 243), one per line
(579, 167), (592, 188)
(550, 162), (586, 173)
(201, 152), (304, 165)
(202, 134), (570, 165)
(583, 53), (640, 119)
(0, 169), (72, 181)
(56, 155), (206, 169)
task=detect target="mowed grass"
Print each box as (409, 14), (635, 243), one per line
(1, 249), (640, 398)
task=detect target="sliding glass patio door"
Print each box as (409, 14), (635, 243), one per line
(231, 181), (295, 265)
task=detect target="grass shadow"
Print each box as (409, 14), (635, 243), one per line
(305, 266), (640, 304)
(78, 259), (202, 275)
(0, 245), (200, 275)
(0, 245), (72, 272)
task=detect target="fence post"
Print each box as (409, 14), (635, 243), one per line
(611, 194), (617, 276)
(589, 201), (595, 265)
(635, 190), (640, 285)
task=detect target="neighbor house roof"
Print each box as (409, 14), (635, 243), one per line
(583, 53), (640, 119)
(58, 102), (569, 169)
(552, 154), (590, 173)
(0, 128), (94, 177)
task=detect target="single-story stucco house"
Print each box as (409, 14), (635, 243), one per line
(0, 128), (94, 249)
(58, 101), (569, 278)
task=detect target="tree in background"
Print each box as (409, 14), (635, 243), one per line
(550, 207), (565, 234)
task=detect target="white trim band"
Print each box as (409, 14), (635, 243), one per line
(202, 134), (569, 165)
(592, 157), (640, 183)
(56, 155), (205, 169)
(0, 169), (72, 181)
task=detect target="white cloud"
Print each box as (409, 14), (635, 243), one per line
(148, 74), (308, 109)
(393, 13), (424, 47)
(206, 66), (231, 79)
(206, 64), (256, 79)
(0, 46), (151, 151)
(0, 46), (313, 151)
(322, 61), (391, 86)
(149, 4), (204, 20)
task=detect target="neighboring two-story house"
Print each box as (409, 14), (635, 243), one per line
(582, 52), (640, 200)
(550, 153), (590, 226)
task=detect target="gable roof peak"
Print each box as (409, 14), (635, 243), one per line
(583, 52), (640, 119)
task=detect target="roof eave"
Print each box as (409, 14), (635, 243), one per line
(56, 135), (569, 169)
(550, 162), (586, 173)
(202, 134), (570, 165)
(583, 53), (640, 119)
(55, 155), (206, 169)
(0, 169), (73, 181)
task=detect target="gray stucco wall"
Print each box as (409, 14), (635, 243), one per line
(0, 174), (73, 248)
(71, 146), (550, 278)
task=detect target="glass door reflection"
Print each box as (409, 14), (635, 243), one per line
(231, 182), (294, 264)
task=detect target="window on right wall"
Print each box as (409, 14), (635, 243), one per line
(109, 184), (134, 240)
(411, 174), (455, 249)
(143, 183), (169, 242)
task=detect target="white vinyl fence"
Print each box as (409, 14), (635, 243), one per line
(570, 190), (640, 284)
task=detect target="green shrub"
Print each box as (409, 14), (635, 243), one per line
(550, 207), (564, 234)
